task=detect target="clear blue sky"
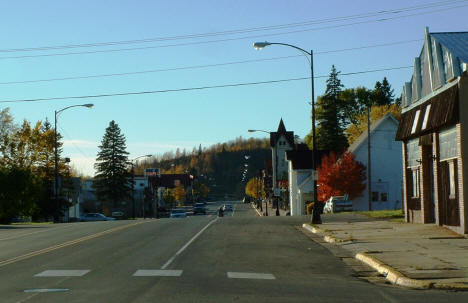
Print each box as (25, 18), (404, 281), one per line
(0, 0), (466, 175)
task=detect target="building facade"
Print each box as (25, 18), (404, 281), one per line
(286, 149), (314, 216)
(349, 114), (402, 211)
(396, 28), (468, 234)
(270, 119), (295, 192)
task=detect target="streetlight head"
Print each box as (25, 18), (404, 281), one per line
(253, 42), (270, 50)
(83, 104), (94, 108)
(248, 129), (256, 133)
(145, 154), (152, 158)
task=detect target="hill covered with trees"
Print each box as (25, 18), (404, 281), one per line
(134, 137), (271, 199)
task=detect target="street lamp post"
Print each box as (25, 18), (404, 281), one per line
(253, 41), (319, 223)
(130, 155), (152, 219)
(54, 104), (93, 221)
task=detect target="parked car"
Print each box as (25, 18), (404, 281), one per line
(156, 207), (170, 218)
(193, 203), (207, 215)
(170, 208), (187, 218)
(323, 196), (352, 213)
(80, 213), (116, 222)
(222, 204), (233, 211)
(111, 211), (125, 219)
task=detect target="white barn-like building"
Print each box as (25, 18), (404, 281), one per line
(348, 113), (403, 211)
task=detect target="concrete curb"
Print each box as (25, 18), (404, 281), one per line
(302, 223), (348, 243)
(302, 223), (468, 291)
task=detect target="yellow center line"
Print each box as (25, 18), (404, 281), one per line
(0, 220), (150, 267)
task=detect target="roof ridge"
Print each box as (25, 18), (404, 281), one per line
(431, 31), (468, 35)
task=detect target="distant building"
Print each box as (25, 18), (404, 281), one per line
(286, 148), (314, 216)
(270, 119), (295, 191)
(348, 114), (402, 211)
(67, 177), (83, 221)
(396, 27), (468, 234)
(286, 144), (327, 216)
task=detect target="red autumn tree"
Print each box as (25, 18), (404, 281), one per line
(317, 151), (366, 202)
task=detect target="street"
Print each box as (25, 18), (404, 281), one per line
(1, 201), (467, 303)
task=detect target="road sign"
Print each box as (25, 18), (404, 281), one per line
(144, 168), (160, 177)
(274, 188), (280, 197)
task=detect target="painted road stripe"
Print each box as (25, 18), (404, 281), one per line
(35, 270), (90, 277)
(133, 270), (183, 277)
(24, 288), (69, 293)
(0, 221), (149, 268)
(227, 272), (275, 280)
(161, 217), (218, 269)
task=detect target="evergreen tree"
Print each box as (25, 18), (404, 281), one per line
(373, 77), (394, 106)
(93, 120), (130, 212)
(315, 65), (348, 152)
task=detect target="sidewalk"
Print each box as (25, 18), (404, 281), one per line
(302, 213), (468, 290)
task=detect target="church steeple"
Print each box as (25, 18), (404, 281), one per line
(277, 118), (286, 133)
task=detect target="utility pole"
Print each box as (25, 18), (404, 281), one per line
(367, 103), (372, 211)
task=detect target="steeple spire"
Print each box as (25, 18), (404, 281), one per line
(277, 118), (286, 133)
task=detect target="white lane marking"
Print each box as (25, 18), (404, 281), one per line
(232, 204), (236, 217)
(227, 272), (276, 280)
(24, 288), (69, 293)
(161, 217), (218, 270)
(34, 270), (90, 277)
(133, 269), (183, 277)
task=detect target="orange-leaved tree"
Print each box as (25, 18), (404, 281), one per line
(318, 151), (366, 202)
(245, 177), (265, 199)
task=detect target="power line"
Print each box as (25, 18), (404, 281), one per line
(0, 0), (462, 54)
(0, 4), (464, 61)
(0, 65), (412, 104)
(0, 39), (421, 85)
(59, 126), (93, 159)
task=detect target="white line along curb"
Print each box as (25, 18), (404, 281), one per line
(251, 203), (263, 216)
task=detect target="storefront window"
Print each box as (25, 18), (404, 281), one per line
(406, 138), (421, 167)
(439, 126), (457, 161)
(449, 160), (456, 199)
(412, 169), (420, 198)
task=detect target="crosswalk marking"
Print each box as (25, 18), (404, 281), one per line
(133, 269), (183, 277)
(227, 272), (275, 280)
(35, 270), (90, 277)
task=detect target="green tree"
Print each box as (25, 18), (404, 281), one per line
(0, 166), (43, 224)
(93, 120), (131, 213)
(345, 104), (401, 145)
(373, 77), (395, 106)
(314, 66), (348, 152)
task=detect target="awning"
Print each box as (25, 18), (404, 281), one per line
(395, 84), (459, 141)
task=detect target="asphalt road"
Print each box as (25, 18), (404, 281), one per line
(1, 201), (467, 302)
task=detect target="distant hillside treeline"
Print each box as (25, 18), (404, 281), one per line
(134, 137), (271, 198)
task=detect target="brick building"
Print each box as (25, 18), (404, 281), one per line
(396, 28), (468, 234)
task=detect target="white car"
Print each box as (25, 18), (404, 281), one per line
(80, 213), (116, 222)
